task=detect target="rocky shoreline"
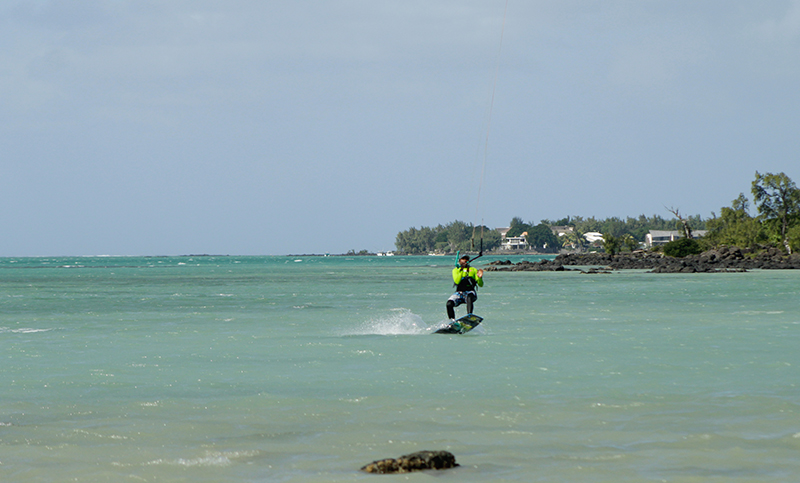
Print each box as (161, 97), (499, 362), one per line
(484, 246), (800, 273)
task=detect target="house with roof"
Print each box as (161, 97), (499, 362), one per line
(500, 232), (528, 250)
(582, 232), (604, 244)
(550, 225), (574, 236)
(496, 227), (511, 239)
(645, 230), (708, 247)
(496, 227), (526, 250)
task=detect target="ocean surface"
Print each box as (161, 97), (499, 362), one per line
(1, 255), (799, 482)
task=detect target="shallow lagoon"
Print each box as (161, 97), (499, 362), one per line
(2, 255), (799, 481)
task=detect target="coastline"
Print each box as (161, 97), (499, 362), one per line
(485, 246), (800, 273)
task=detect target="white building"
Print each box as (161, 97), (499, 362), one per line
(496, 227), (511, 239)
(550, 225), (574, 236)
(645, 230), (708, 247)
(582, 232), (604, 244)
(501, 232), (528, 250)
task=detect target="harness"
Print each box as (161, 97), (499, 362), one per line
(454, 267), (478, 292)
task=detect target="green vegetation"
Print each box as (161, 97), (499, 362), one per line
(752, 171), (800, 254)
(567, 215), (705, 242)
(394, 221), (501, 255)
(509, 214), (704, 253)
(394, 172), (800, 256)
(622, 234), (638, 252)
(703, 194), (766, 249)
(663, 238), (703, 258)
(506, 217), (561, 253)
(602, 233), (621, 256)
(706, 171), (800, 254)
(346, 249), (372, 256)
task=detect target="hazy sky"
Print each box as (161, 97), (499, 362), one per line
(3, 1), (799, 256)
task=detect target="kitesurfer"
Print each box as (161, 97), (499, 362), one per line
(446, 254), (484, 320)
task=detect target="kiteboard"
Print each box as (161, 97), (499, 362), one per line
(434, 314), (483, 335)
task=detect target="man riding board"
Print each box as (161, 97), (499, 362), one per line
(446, 254), (484, 321)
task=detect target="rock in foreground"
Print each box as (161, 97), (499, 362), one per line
(360, 450), (459, 474)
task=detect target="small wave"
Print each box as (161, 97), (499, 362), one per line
(0, 327), (55, 334)
(143, 450), (259, 467)
(341, 309), (432, 336)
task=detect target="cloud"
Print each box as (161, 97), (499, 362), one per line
(2, 1), (799, 255)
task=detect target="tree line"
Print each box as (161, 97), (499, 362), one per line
(394, 221), (502, 255)
(703, 171), (799, 254)
(395, 171), (800, 256)
(395, 213), (707, 255)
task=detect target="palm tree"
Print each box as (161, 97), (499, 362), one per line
(560, 230), (586, 252)
(622, 234), (638, 252)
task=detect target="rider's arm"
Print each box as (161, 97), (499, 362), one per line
(473, 268), (484, 287)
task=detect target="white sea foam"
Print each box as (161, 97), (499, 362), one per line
(341, 308), (430, 336)
(340, 308), (489, 336)
(144, 450), (259, 467)
(0, 327), (54, 334)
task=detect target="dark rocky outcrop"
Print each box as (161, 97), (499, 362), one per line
(484, 247), (800, 273)
(581, 268), (613, 274)
(486, 258), (572, 271)
(360, 450), (459, 474)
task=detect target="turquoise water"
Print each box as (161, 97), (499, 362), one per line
(1, 255), (799, 482)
